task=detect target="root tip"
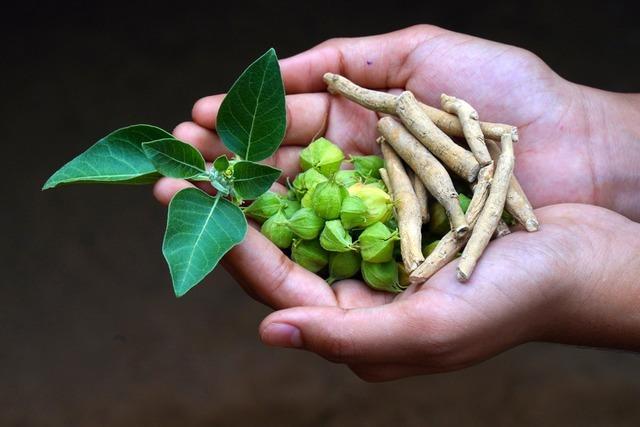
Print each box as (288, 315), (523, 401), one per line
(525, 218), (539, 232)
(456, 268), (469, 282)
(454, 225), (469, 239)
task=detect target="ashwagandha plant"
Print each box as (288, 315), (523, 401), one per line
(43, 49), (286, 297)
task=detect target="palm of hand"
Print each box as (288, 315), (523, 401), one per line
(154, 25), (607, 380)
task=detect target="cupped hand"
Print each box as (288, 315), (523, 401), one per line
(153, 25), (640, 380)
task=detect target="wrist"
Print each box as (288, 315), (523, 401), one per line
(578, 86), (640, 220)
(543, 205), (640, 350)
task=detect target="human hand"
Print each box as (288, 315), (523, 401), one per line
(152, 26), (640, 380)
(156, 24), (640, 219)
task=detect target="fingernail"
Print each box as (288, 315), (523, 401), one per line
(261, 323), (303, 348)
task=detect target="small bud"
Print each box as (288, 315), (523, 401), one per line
(287, 208), (325, 240)
(358, 222), (399, 263)
(299, 137), (345, 177)
(261, 210), (293, 249)
(422, 240), (440, 257)
(243, 191), (283, 223)
(291, 238), (329, 273)
(301, 186), (315, 208)
(347, 183), (393, 226)
(320, 219), (356, 252)
(340, 195), (368, 229)
(350, 155), (384, 179)
(327, 250), (361, 283)
(312, 180), (348, 220)
(334, 170), (360, 188)
(361, 260), (401, 293)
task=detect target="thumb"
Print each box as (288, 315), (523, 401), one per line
(259, 302), (434, 364)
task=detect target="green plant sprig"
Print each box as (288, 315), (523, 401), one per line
(43, 48), (287, 297)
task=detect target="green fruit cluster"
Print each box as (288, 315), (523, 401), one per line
(245, 138), (403, 293)
(245, 138), (508, 293)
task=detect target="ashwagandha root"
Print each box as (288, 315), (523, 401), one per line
(396, 91), (480, 182)
(323, 72), (518, 142)
(457, 133), (515, 282)
(440, 94), (493, 167)
(494, 220), (511, 238)
(485, 139), (539, 232)
(377, 117), (469, 238)
(380, 141), (425, 272)
(407, 168), (429, 223)
(379, 168), (393, 198)
(409, 163), (493, 284)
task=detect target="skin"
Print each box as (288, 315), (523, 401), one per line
(153, 25), (640, 381)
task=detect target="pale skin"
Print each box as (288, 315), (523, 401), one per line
(153, 25), (640, 381)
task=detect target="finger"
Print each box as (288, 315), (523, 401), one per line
(331, 280), (395, 309)
(222, 227), (337, 309)
(153, 178), (196, 205)
(279, 25), (446, 94)
(173, 121), (304, 181)
(259, 301), (430, 364)
(347, 362), (452, 382)
(191, 93), (330, 146)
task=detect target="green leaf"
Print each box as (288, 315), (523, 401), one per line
(232, 160), (281, 200)
(43, 124), (171, 189)
(163, 188), (247, 297)
(217, 48), (286, 161)
(142, 138), (205, 178)
(213, 155), (230, 172)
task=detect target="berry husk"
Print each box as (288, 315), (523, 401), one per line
(319, 219), (356, 252)
(282, 199), (301, 219)
(312, 180), (348, 220)
(327, 250), (361, 284)
(299, 137), (345, 177)
(287, 208), (325, 240)
(340, 195), (368, 230)
(291, 238), (329, 273)
(458, 193), (471, 213)
(334, 169), (360, 188)
(261, 210), (293, 249)
(422, 239), (440, 257)
(292, 168), (328, 198)
(347, 183), (393, 226)
(358, 222), (399, 263)
(361, 260), (401, 293)
(428, 202), (449, 236)
(350, 155), (384, 179)
(243, 191), (283, 223)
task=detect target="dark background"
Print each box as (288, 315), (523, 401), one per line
(3, 1), (640, 426)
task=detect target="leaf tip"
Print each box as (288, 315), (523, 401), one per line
(42, 177), (56, 190)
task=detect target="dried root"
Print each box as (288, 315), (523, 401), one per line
(409, 163), (493, 283)
(407, 168), (429, 223)
(380, 141), (424, 272)
(494, 220), (511, 238)
(379, 168), (393, 198)
(396, 91), (480, 182)
(457, 133), (515, 281)
(323, 73), (518, 142)
(377, 117), (468, 238)
(485, 139), (539, 232)
(440, 94), (492, 166)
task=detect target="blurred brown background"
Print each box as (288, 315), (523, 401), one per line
(3, 1), (640, 425)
